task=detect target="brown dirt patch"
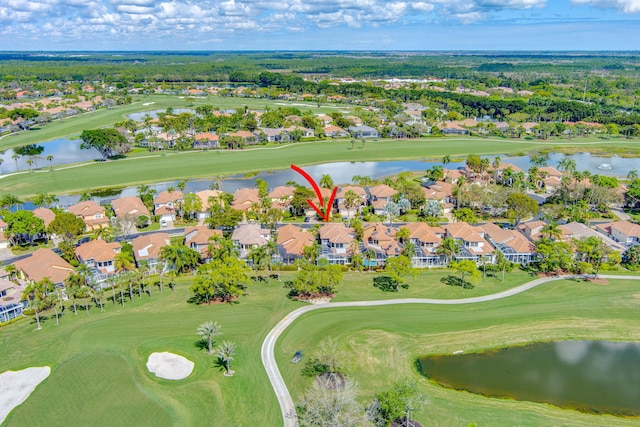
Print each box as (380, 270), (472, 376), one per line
(588, 278), (609, 285)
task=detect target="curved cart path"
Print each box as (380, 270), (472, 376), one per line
(261, 274), (640, 426)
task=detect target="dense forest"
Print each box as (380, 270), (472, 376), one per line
(2, 51), (640, 127)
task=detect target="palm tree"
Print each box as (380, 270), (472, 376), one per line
(4, 264), (18, 282)
(22, 278), (50, 330)
(248, 244), (273, 271)
(530, 153), (549, 167)
(319, 174), (334, 189)
(64, 273), (84, 316)
(541, 222), (562, 241)
(46, 155), (54, 171)
(442, 154), (451, 167)
(396, 227), (410, 244)
(436, 237), (459, 264)
(557, 158), (577, 174)
(94, 287), (105, 312)
(114, 250), (135, 272)
(197, 321), (222, 354)
(217, 341), (237, 376)
(12, 153), (20, 171)
(25, 158), (34, 172)
(628, 169), (638, 180)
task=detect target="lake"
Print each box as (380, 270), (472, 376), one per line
(418, 340), (640, 416)
(0, 138), (102, 173)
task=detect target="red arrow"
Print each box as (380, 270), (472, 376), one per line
(291, 164), (337, 222)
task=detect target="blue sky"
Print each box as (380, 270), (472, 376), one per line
(1, 0), (639, 50)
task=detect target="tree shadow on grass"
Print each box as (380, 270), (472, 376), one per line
(440, 275), (475, 290)
(213, 357), (227, 373)
(30, 315), (50, 326)
(194, 338), (216, 352)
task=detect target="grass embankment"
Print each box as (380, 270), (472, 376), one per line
(277, 276), (640, 427)
(2, 270), (640, 426)
(0, 95), (351, 151)
(3, 137), (640, 198)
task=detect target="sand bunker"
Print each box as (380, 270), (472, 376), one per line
(0, 366), (50, 424)
(146, 352), (194, 380)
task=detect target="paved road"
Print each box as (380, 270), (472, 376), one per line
(261, 274), (640, 427)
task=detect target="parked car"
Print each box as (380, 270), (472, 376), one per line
(160, 219), (168, 227)
(291, 350), (303, 363)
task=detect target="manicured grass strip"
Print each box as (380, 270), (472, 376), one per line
(2, 136), (639, 197)
(276, 277), (640, 427)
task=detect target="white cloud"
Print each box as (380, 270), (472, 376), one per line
(117, 4), (154, 13)
(412, 2), (435, 12)
(572, 0), (640, 13)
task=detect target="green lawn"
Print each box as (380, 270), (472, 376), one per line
(2, 272), (640, 426)
(1, 278), (302, 427)
(0, 95), (352, 151)
(277, 277), (640, 427)
(3, 136), (640, 197)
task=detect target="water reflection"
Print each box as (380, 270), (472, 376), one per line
(0, 138), (101, 173)
(418, 340), (640, 416)
(126, 108), (195, 121)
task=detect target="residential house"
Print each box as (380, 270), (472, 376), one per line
(444, 169), (466, 184)
(318, 223), (355, 265)
(316, 114), (333, 126)
(154, 190), (184, 223)
(323, 125), (349, 138)
(367, 184), (398, 215)
(444, 222), (495, 263)
(275, 224), (314, 264)
(335, 186), (367, 219)
(519, 220), (573, 242)
(232, 188), (261, 212)
(195, 189), (225, 219)
(33, 207), (55, 228)
(131, 233), (170, 273)
(403, 223), (445, 268)
(111, 196), (150, 219)
(596, 220), (640, 246)
(348, 124), (379, 139)
(421, 181), (455, 213)
(563, 222), (626, 253)
(0, 275), (25, 322)
(304, 187), (335, 218)
(269, 186), (296, 211)
(75, 240), (121, 275)
(283, 125), (314, 138)
(228, 130), (256, 145)
(479, 222), (536, 264)
(184, 226), (223, 261)
(362, 223), (402, 266)
(13, 248), (74, 287)
(437, 121), (469, 135)
(231, 224), (271, 259)
(256, 128), (289, 143)
(67, 201), (109, 231)
(193, 132), (219, 149)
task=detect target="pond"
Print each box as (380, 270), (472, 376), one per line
(418, 340), (640, 416)
(0, 139), (102, 173)
(126, 108), (195, 121)
(37, 152), (640, 207)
